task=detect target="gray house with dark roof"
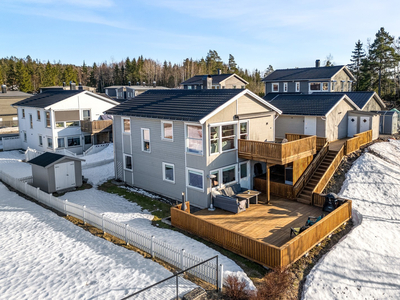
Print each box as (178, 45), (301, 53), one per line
(107, 88), (281, 208)
(263, 60), (355, 95)
(180, 71), (248, 90)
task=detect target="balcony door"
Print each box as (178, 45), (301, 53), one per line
(239, 161), (250, 190)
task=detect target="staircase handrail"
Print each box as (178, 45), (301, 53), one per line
(293, 141), (329, 197)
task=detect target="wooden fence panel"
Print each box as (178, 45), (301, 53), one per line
(312, 193), (326, 207)
(345, 136), (360, 155)
(270, 182), (294, 199)
(354, 130), (372, 146)
(280, 200), (352, 266)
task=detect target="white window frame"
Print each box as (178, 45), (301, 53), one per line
(82, 109), (91, 121)
(341, 81), (345, 92)
(122, 117), (130, 134)
(322, 82), (329, 91)
(239, 120), (249, 140)
(47, 137), (53, 148)
(123, 154), (132, 171)
(23, 131), (27, 142)
(141, 128), (151, 153)
(185, 123), (203, 156)
(295, 82), (300, 92)
(209, 121), (237, 155)
(45, 111), (51, 128)
(22, 109), (25, 119)
(272, 83), (279, 92)
(161, 121), (173, 141)
(283, 82), (288, 92)
(37, 110), (41, 121)
(29, 114), (33, 129)
(67, 136), (81, 147)
(38, 135), (43, 147)
(162, 162), (175, 184)
(348, 81), (352, 92)
(331, 81), (336, 91)
(309, 82), (321, 93)
(186, 167), (204, 191)
(57, 137), (65, 148)
(210, 163), (238, 188)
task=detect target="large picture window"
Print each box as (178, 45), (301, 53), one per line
(187, 168), (204, 191)
(210, 164), (237, 188)
(186, 124), (203, 155)
(141, 128), (150, 152)
(163, 162), (175, 183)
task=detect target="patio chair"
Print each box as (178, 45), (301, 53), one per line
(305, 215), (324, 226)
(290, 225), (310, 238)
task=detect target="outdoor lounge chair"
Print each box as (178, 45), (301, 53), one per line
(290, 225), (310, 238)
(305, 215), (324, 226)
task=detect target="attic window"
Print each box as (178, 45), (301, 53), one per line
(310, 83), (321, 91)
(295, 82), (300, 92)
(272, 83), (279, 92)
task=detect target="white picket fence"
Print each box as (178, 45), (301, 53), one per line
(83, 143), (111, 156)
(0, 171), (223, 288)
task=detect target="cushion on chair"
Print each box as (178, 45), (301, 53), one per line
(231, 183), (242, 194)
(224, 186), (235, 197)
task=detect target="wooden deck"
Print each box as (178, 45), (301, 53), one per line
(193, 195), (322, 247)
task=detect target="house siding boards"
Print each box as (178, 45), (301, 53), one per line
(326, 99), (354, 141)
(362, 97), (382, 111)
(275, 116), (304, 138)
(316, 117), (325, 137)
(332, 72), (352, 92)
(222, 77), (247, 89)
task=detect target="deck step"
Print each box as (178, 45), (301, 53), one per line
(297, 197), (312, 205)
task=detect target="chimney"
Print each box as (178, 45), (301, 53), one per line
(217, 68), (221, 75)
(136, 81), (140, 86)
(142, 82), (146, 86)
(70, 81), (76, 90)
(1, 85), (6, 93)
(153, 81), (156, 88)
(63, 82), (66, 87)
(315, 59), (320, 68)
(128, 81), (131, 86)
(78, 82), (83, 90)
(202, 75), (212, 90)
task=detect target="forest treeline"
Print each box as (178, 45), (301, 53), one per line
(1, 27), (399, 101)
(0, 51), (270, 96)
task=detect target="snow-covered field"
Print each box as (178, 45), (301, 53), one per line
(0, 182), (197, 300)
(303, 139), (400, 300)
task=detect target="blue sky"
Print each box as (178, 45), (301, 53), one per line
(1, 0), (400, 72)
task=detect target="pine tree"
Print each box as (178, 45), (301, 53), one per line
(324, 54), (334, 67)
(89, 63), (98, 88)
(349, 40), (366, 91)
(16, 60), (31, 92)
(368, 27), (400, 96)
(63, 65), (77, 85)
(42, 61), (56, 86)
(228, 54), (237, 73)
(263, 65), (274, 77)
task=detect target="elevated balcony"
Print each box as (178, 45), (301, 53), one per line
(80, 120), (113, 134)
(238, 135), (317, 165)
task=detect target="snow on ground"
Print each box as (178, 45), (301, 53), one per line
(303, 140), (400, 300)
(82, 162), (114, 186)
(81, 144), (113, 166)
(60, 187), (255, 289)
(0, 182), (197, 300)
(0, 150), (31, 178)
(0, 150), (24, 164)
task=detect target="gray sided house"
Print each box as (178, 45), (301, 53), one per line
(268, 94), (363, 141)
(28, 152), (84, 193)
(181, 72), (249, 90)
(263, 60), (355, 95)
(107, 89), (281, 209)
(105, 85), (169, 101)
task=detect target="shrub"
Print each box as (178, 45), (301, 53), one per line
(252, 267), (291, 300)
(224, 275), (252, 300)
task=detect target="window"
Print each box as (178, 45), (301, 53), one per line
(84, 135), (92, 145)
(56, 122), (65, 128)
(348, 81), (352, 92)
(45, 111), (51, 128)
(331, 81), (336, 91)
(47, 137), (53, 148)
(210, 123), (237, 154)
(186, 124), (203, 155)
(22, 109), (25, 118)
(241, 85), (245, 89)
(124, 154), (132, 170)
(341, 81), (345, 92)
(322, 82), (329, 91)
(162, 121), (173, 140)
(23, 131), (27, 142)
(222, 165), (236, 185)
(163, 162), (175, 183)
(37, 110), (41, 121)
(233, 85), (236, 89)
(210, 170), (219, 187)
(272, 83), (279, 92)
(141, 128), (150, 152)
(240, 163), (247, 179)
(310, 82), (321, 91)
(284, 82), (288, 92)
(123, 118), (130, 133)
(66, 121), (79, 127)
(83, 110), (90, 121)
(187, 168), (204, 191)
(222, 124), (235, 151)
(295, 82), (300, 92)
(57, 137), (65, 148)
(187, 85), (192, 90)
(239, 121), (248, 140)
(29, 114), (33, 129)
(39, 135), (43, 146)
(67, 136), (80, 147)
(210, 126), (219, 154)
(12, 117), (18, 121)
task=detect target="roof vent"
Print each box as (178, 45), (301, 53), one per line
(142, 82), (146, 86)
(63, 82), (66, 87)
(217, 68), (221, 75)
(153, 81), (156, 88)
(1, 85), (6, 93)
(136, 81), (140, 86)
(78, 82), (83, 90)
(315, 59), (320, 68)
(128, 81), (131, 86)
(70, 81), (76, 90)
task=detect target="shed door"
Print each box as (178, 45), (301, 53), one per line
(55, 162), (76, 191)
(304, 117), (317, 135)
(360, 116), (370, 133)
(348, 116), (358, 137)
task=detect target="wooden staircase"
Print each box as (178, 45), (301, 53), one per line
(297, 150), (338, 204)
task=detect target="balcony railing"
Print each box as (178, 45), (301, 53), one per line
(238, 136), (316, 165)
(80, 120), (113, 134)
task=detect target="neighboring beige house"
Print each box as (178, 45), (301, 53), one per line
(181, 70), (248, 90)
(263, 60), (355, 95)
(267, 93), (379, 141)
(0, 86), (31, 127)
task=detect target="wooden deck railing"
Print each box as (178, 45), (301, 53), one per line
(354, 130), (372, 146)
(293, 142), (329, 197)
(270, 182), (295, 199)
(81, 120), (113, 133)
(280, 200), (352, 266)
(344, 130), (372, 155)
(171, 199), (352, 268)
(239, 136), (316, 164)
(285, 133), (327, 151)
(313, 145), (345, 195)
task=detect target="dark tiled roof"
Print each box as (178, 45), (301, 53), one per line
(28, 152), (66, 167)
(266, 94), (349, 116)
(181, 74), (247, 85)
(263, 92), (303, 101)
(313, 91), (384, 110)
(106, 89), (244, 121)
(262, 66), (345, 82)
(12, 90), (84, 108)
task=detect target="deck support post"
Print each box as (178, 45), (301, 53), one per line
(266, 165), (270, 204)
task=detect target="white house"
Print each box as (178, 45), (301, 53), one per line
(13, 90), (119, 154)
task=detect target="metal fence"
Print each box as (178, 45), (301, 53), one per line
(0, 171), (223, 288)
(122, 256), (220, 300)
